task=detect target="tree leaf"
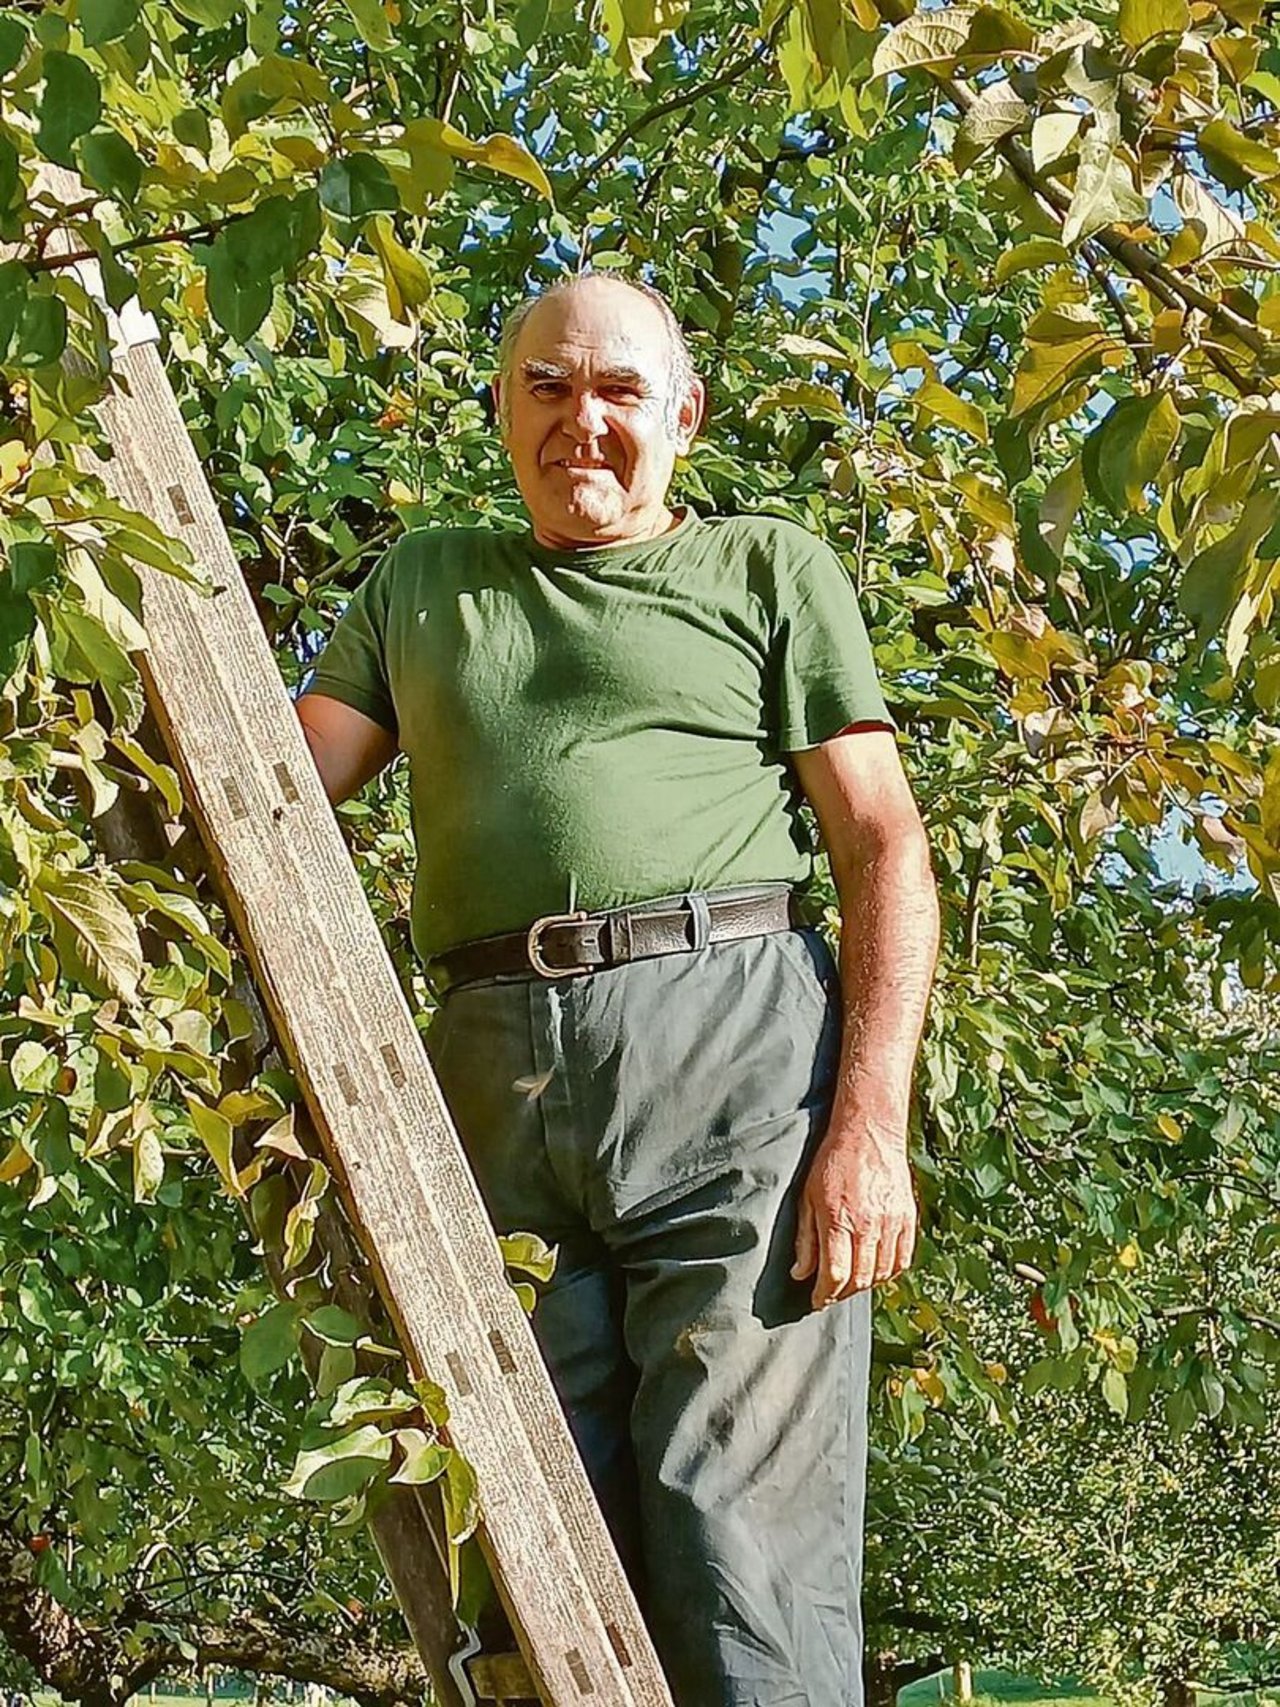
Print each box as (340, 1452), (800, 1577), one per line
(241, 1302), (301, 1384)
(338, 0), (396, 50)
(1198, 118), (1280, 193)
(79, 129), (143, 205)
(366, 214), (432, 321)
(132, 1121), (165, 1203)
(995, 238), (1070, 284)
(747, 381), (847, 423)
(390, 1428), (450, 1485)
(1061, 129), (1147, 247)
(37, 52), (102, 168)
(186, 1096), (241, 1195)
(79, 0), (141, 47)
(35, 869), (144, 1003)
(873, 5), (1032, 78)
(1089, 391), (1181, 515)
(283, 1424), (392, 1502)
(1117, 0), (1189, 47)
(954, 80), (1029, 174)
(1178, 489), (1280, 649)
(411, 119), (553, 203)
(914, 378), (989, 443)
(1010, 333), (1114, 418)
(319, 153), (399, 220)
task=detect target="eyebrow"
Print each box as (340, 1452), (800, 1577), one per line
(519, 360), (651, 388)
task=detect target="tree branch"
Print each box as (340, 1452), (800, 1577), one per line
(562, 33), (768, 202)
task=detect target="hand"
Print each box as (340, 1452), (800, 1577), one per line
(791, 1123), (918, 1309)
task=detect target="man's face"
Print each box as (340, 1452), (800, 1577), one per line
(495, 278), (704, 550)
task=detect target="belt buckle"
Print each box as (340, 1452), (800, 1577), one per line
(526, 909), (591, 979)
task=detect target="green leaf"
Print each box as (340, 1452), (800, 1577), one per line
(1100, 1365), (1128, 1417)
(37, 52), (102, 167)
(36, 869), (144, 1003)
(220, 54), (330, 140)
(1117, 0), (1189, 46)
(283, 1424), (392, 1502)
(16, 291), (68, 366)
(205, 232), (272, 344)
(442, 1450), (479, 1545)
(186, 1097), (241, 1195)
(338, 0), (396, 51)
(1178, 489), (1280, 649)
(0, 134), (17, 216)
(1088, 391), (1181, 515)
(10, 1041), (56, 1092)
(1061, 129), (1147, 247)
(240, 1302), (301, 1384)
(303, 1305), (365, 1346)
(79, 0), (142, 48)
(390, 1427), (450, 1485)
(1010, 333), (1113, 419)
(499, 1230), (558, 1283)
(0, 17), (28, 76)
(79, 129), (142, 204)
(170, 0), (240, 23)
(319, 153), (398, 220)
(1198, 118), (1280, 192)
(747, 381), (847, 423)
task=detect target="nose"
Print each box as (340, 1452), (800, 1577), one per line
(565, 388), (609, 441)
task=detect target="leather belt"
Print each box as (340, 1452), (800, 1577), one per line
(429, 887), (798, 995)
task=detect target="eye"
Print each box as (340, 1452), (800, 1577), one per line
(530, 381), (568, 398)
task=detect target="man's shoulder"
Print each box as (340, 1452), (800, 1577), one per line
(389, 524), (527, 568)
(700, 512), (829, 556)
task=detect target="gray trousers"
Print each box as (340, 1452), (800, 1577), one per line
(424, 900), (871, 1707)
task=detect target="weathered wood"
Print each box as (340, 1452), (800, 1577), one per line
(36, 166), (671, 1707)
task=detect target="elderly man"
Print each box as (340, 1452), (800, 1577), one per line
(297, 274), (939, 1706)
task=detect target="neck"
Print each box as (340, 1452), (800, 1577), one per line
(532, 505), (682, 552)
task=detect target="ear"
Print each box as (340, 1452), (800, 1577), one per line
(673, 376), (707, 454)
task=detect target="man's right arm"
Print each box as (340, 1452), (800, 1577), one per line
(296, 693), (398, 805)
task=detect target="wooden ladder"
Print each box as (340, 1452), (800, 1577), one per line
(32, 162), (673, 1707)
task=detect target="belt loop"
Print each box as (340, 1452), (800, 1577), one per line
(686, 892), (711, 952)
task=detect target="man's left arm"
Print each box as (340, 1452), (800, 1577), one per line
(790, 727), (940, 1309)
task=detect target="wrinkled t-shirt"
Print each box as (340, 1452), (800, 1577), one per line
(303, 509), (894, 964)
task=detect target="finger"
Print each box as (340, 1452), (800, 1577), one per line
(791, 1197), (817, 1281)
(813, 1221), (853, 1309)
(848, 1227), (879, 1295)
(890, 1216), (917, 1280)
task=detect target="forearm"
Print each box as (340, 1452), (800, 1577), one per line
(827, 823), (940, 1144)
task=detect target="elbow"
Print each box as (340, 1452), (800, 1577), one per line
(830, 810), (936, 906)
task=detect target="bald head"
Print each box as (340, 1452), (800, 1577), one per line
(496, 275), (697, 438)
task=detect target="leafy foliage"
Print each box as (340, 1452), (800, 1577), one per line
(1, 0), (1279, 1695)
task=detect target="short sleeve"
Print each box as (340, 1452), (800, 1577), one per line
(302, 546), (398, 735)
(767, 528), (895, 751)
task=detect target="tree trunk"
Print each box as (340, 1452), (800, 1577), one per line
(1161, 1680), (1195, 1707)
(864, 1650), (901, 1707)
(953, 1660), (973, 1703)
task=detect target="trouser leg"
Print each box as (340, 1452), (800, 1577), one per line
(577, 929), (870, 1707)
(424, 985), (644, 1576)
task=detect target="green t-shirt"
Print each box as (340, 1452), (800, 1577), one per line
(303, 509), (893, 964)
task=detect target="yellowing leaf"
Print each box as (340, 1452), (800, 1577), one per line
(601, 0), (689, 78)
(414, 118), (553, 203)
(1118, 0), (1189, 46)
(873, 5), (1033, 78)
(954, 79), (1029, 173)
(995, 238), (1070, 284)
(187, 1098), (241, 1195)
(747, 381), (847, 423)
(366, 215), (432, 322)
(915, 379), (988, 443)
(1199, 117), (1280, 192)
(1010, 333), (1116, 419)
(0, 1139), (34, 1185)
(35, 870), (144, 1004)
(1156, 1112), (1183, 1140)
